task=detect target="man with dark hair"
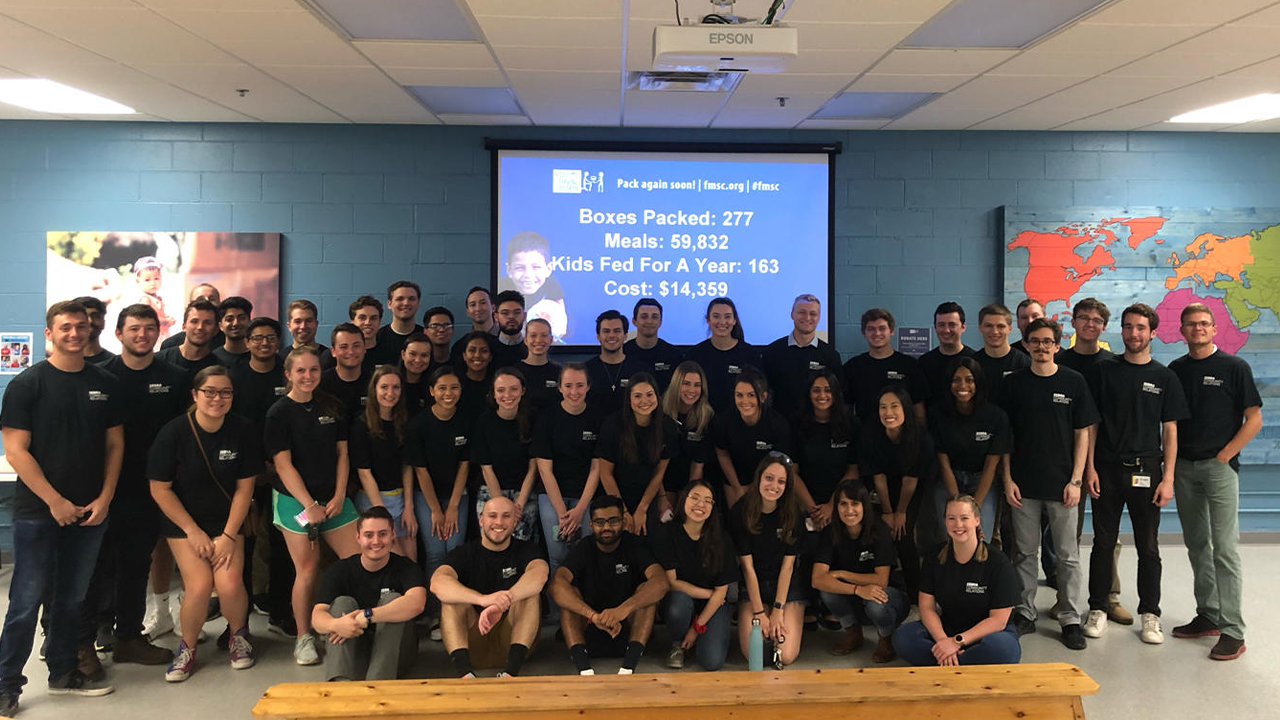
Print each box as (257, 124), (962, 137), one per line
(345, 295), (386, 367)
(73, 296), (116, 366)
(464, 286), (498, 335)
(973, 303), (1030, 409)
(285, 299), (326, 356)
(160, 284), (223, 350)
(320, 323), (371, 424)
(918, 301), (975, 404)
(212, 296), (253, 367)
(762, 293), (841, 420)
(1012, 298), (1045, 355)
(0, 301), (123, 711)
(156, 299), (221, 377)
(1083, 303), (1189, 645)
(376, 281), (423, 362)
(550, 495), (668, 675)
(586, 310), (645, 416)
(311, 507), (427, 681)
(432, 497), (547, 678)
(1001, 317), (1096, 651)
(492, 290), (528, 370)
(623, 298), (682, 393)
(1169, 303), (1263, 661)
(842, 308), (928, 425)
(421, 306), (456, 374)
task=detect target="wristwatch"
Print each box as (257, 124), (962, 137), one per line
(772, 601), (784, 610)
(953, 633), (964, 646)
(1069, 478), (1083, 487)
(363, 607), (374, 624)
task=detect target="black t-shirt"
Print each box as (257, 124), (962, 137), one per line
(162, 330), (225, 351)
(404, 409), (470, 498)
(316, 554), (427, 610)
(1001, 367), (1097, 498)
(710, 409), (793, 486)
(228, 361), (287, 431)
(456, 375), (493, 432)
(155, 346), (221, 378)
(1169, 350), (1263, 467)
(100, 356), (188, 500)
(470, 411), (531, 491)
(685, 339), (762, 412)
(532, 403), (603, 499)
(211, 346), (250, 368)
(147, 413), (261, 535)
(518, 361), (562, 412)
(491, 338), (527, 371)
(0, 361), (123, 519)
(584, 356), (648, 417)
(86, 349), (117, 366)
(842, 351), (931, 425)
(792, 415), (858, 505)
(656, 522), (737, 590)
(729, 503), (799, 589)
(350, 416), (404, 493)
(918, 346), (976, 408)
(562, 533), (657, 610)
(623, 338), (683, 392)
(595, 413), (679, 509)
(919, 545), (1020, 637)
(441, 539), (543, 595)
(761, 337), (843, 421)
(319, 368), (371, 425)
(928, 403), (1011, 474)
(1089, 357), (1190, 462)
(813, 521), (900, 587)
(859, 429), (935, 511)
(373, 324), (423, 367)
(400, 378), (430, 420)
(667, 412), (711, 492)
(263, 395), (348, 500)
(972, 348), (1031, 410)
(1055, 347), (1115, 379)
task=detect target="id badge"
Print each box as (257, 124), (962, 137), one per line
(1131, 474), (1152, 488)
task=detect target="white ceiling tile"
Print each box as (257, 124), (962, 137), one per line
(137, 63), (348, 122)
(871, 49), (1018, 75)
(1235, 3), (1280, 24)
(436, 112), (532, 125)
(382, 66), (507, 86)
(789, 21), (922, 52)
(491, 45), (619, 71)
(624, 89), (724, 127)
(795, 118), (892, 129)
(510, 70), (618, 93)
(353, 41), (497, 69)
(1160, 23), (1280, 56)
(520, 89), (618, 125)
(1084, 0), (1276, 25)
(780, 0), (951, 23)
(734, 73), (855, 94)
(990, 50), (1145, 76)
(465, 0), (618, 19)
(1032, 23), (1207, 54)
(473, 16), (618, 47)
(1222, 54), (1280, 78)
(136, 0), (301, 9)
(1108, 51), (1279, 78)
(0, 7), (236, 65)
(786, 49), (885, 75)
(157, 9), (369, 66)
(265, 65), (439, 122)
(715, 92), (834, 128)
(847, 74), (972, 92)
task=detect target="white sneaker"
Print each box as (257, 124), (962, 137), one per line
(1140, 613), (1164, 644)
(293, 634), (320, 665)
(1082, 609), (1108, 638)
(144, 595), (175, 639)
(617, 667), (633, 675)
(905, 606), (921, 624)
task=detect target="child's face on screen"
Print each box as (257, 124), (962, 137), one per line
(137, 267), (162, 294)
(507, 250), (551, 295)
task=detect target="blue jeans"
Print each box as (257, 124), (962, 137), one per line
(665, 591), (730, 671)
(820, 586), (908, 638)
(538, 494), (591, 581)
(0, 518), (108, 693)
(892, 620), (1021, 666)
(413, 491), (468, 585)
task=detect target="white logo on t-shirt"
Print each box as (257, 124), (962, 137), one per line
(274, 386), (287, 396)
(1142, 382), (1163, 395)
(545, 379), (558, 388)
(88, 390), (108, 401)
(964, 582), (987, 594)
(218, 449), (238, 461)
(501, 566), (517, 579)
(318, 415), (337, 425)
(809, 361), (824, 371)
(1052, 393), (1071, 405)
(148, 383), (170, 394)
(858, 550), (874, 562)
(727, 365), (742, 375)
(886, 371), (905, 381)
(654, 362), (670, 372)
(1202, 376), (1223, 387)
(582, 431), (597, 442)
(755, 441), (772, 450)
(454, 436), (467, 447)
(974, 431), (991, 442)
(614, 563), (629, 575)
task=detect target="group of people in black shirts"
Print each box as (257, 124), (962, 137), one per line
(0, 279), (1261, 714)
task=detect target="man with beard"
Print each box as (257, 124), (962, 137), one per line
(73, 297), (116, 366)
(0, 301), (123, 713)
(432, 497), (547, 678)
(491, 290), (528, 370)
(156, 299), (221, 378)
(550, 495), (668, 675)
(212, 297), (253, 367)
(585, 310), (645, 416)
(1083, 303), (1189, 645)
(375, 281), (423, 363)
(311, 507), (427, 681)
(623, 298), (682, 393)
(320, 323), (371, 425)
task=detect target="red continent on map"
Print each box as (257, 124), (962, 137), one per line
(1007, 230), (1116, 307)
(1103, 216), (1167, 248)
(1154, 289), (1249, 354)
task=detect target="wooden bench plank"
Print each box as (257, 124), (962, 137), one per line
(253, 664), (1098, 720)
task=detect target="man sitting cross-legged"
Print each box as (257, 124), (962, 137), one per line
(431, 496), (548, 678)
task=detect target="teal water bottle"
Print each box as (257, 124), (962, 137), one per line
(749, 617), (764, 671)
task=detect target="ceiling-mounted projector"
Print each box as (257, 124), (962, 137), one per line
(652, 24), (798, 73)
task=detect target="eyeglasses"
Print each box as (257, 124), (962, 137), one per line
(197, 388), (234, 399)
(426, 322), (453, 331)
(1024, 338), (1058, 347)
(1075, 316), (1105, 326)
(589, 516), (624, 528)
(688, 495), (715, 508)
(248, 334), (278, 344)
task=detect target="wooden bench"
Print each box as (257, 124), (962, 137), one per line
(253, 662), (1098, 720)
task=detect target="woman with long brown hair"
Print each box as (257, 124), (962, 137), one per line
(658, 479), (734, 671)
(350, 365), (417, 559)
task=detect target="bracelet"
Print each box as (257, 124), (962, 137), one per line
(692, 620), (707, 635)
(310, 501), (321, 508)
(753, 609), (766, 616)
(221, 533), (235, 542)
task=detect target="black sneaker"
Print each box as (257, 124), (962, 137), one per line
(1061, 624), (1087, 650)
(1013, 615), (1037, 637)
(206, 597), (221, 622)
(47, 670), (114, 697)
(0, 692), (17, 716)
(1172, 615), (1220, 639)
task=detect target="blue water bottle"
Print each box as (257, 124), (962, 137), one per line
(749, 617), (764, 671)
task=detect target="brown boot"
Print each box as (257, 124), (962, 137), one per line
(830, 625), (864, 655)
(872, 635), (896, 663)
(113, 636), (173, 665)
(77, 642), (105, 681)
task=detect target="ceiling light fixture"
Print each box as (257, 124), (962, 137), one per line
(0, 79), (134, 114)
(1169, 94), (1280, 124)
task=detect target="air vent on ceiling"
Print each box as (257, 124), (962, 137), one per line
(627, 71), (743, 92)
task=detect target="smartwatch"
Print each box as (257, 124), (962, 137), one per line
(363, 608), (374, 624)
(772, 601), (784, 610)
(953, 634), (964, 646)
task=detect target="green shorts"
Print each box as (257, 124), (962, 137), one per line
(272, 490), (358, 535)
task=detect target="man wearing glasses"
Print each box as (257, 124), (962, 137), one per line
(550, 495), (668, 675)
(421, 307), (456, 376)
(1001, 317), (1097, 651)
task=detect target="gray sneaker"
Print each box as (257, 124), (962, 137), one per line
(666, 644), (685, 669)
(48, 670), (114, 697)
